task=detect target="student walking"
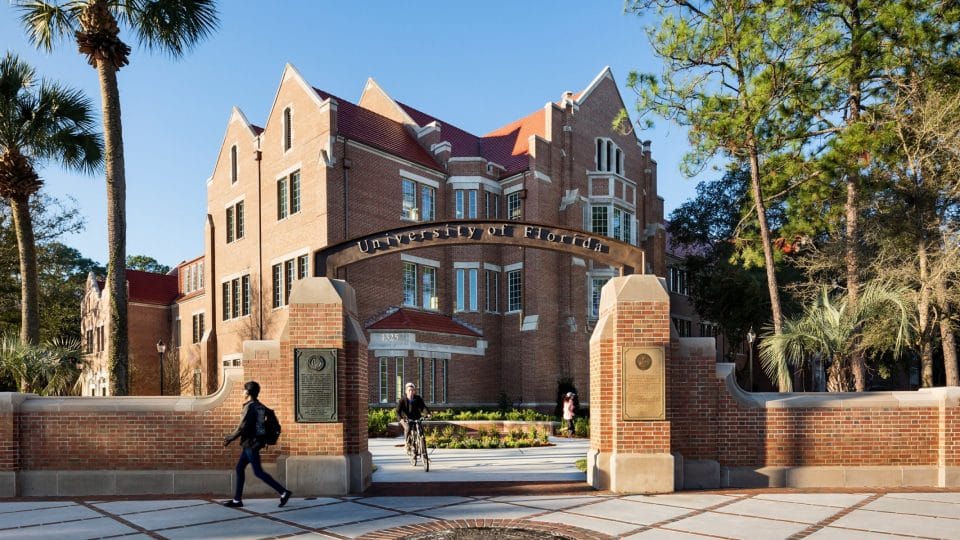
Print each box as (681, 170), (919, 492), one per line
(562, 392), (576, 437)
(223, 381), (292, 508)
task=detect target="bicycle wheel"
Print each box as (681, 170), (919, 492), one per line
(407, 432), (417, 466)
(419, 432), (429, 472)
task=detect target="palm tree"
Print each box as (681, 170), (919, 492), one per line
(0, 52), (103, 346)
(758, 283), (913, 392)
(0, 332), (86, 395)
(17, 0), (219, 395)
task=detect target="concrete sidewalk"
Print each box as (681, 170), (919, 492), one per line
(2, 438), (960, 539)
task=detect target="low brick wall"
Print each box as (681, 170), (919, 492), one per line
(670, 338), (960, 489)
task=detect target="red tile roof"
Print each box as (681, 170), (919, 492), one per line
(397, 102), (483, 157)
(313, 88), (443, 171)
(126, 270), (179, 305)
(481, 107), (544, 175)
(367, 308), (481, 337)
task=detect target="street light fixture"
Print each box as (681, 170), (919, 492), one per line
(156, 339), (166, 396)
(746, 327), (756, 392)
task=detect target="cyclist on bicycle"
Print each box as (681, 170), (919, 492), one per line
(396, 382), (429, 454)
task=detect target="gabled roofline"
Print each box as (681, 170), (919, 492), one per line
(209, 106), (261, 180)
(575, 66), (614, 105)
(262, 63), (336, 134)
(359, 77), (418, 126)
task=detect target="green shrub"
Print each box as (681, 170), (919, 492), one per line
(574, 417), (590, 438)
(575, 458), (587, 472)
(367, 408), (393, 437)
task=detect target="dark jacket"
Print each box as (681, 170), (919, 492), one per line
(396, 395), (428, 421)
(225, 399), (266, 449)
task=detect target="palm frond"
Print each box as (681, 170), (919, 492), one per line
(123, 0), (219, 57)
(15, 1), (80, 52)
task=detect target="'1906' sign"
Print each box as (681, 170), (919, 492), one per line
(295, 348), (337, 422)
(622, 347), (665, 421)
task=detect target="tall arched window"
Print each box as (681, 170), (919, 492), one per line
(283, 107), (292, 151)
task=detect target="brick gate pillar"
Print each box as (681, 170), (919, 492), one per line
(245, 277), (371, 495)
(587, 274), (673, 493)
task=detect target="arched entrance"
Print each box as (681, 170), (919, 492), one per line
(315, 220), (646, 278)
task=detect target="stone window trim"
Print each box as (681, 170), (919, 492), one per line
(454, 264), (479, 313)
(271, 251), (310, 309)
(595, 137), (625, 175)
(224, 198), (245, 244)
(506, 267), (523, 314)
(230, 144), (238, 184)
(282, 105), (293, 153)
(276, 165), (303, 221)
(401, 173), (438, 222)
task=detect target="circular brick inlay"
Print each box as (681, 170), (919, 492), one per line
(357, 519), (614, 540)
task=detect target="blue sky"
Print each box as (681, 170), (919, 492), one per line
(1, 1), (702, 269)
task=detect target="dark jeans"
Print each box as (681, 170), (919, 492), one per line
(234, 446), (285, 501)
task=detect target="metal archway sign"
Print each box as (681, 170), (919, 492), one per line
(314, 220), (645, 277)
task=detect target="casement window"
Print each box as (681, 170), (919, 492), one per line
(225, 201), (244, 243)
(378, 358), (389, 403)
(221, 274), (251, 321)
(669, 266), (688, 295)
(595, 138), (624, 174)
(230, 145), (238, 184)
(271, 254), (309, 308)
(182, 261), (203, 294)
(485, 192), (500, 219)
(192, 313), (205, 344)
(85, 329), (93, 353)
(277, 170), (301, 220)
(485, 270), (500, 313)
(591, 204), (635, 244)
(283, 107), (292, 151)
(672, 317), (692, 337)
(700, 322), (719, 337)
(589, 276), (614, 319)
(506, 191), (522, 220)
(455, 267), (478, 312)
(402, 259), (438, 310)
(401, 177), (436, 222)
(455, 189), (478, 219)
(394, 358), (404, 403)
(433, 358), (447, 403)
(507, 269), (522, 312)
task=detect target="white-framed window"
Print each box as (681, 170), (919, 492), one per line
(669, 266), (688, 295)
(485, 269), (500, 313)
(506, 191), (522, 220)
(589, 276), (614, 319)
(595, 137), (624, 174)
(226, 200), (244, 243)
(455, 266), (478, 312)
(183, 261), (204, 294)
(700, 321), (719, 337)
(379, 358), (389, 403)
(402, 257), (439, 310)
(283, 107), (292, 151)
(221, 274), (251, 320)
(485, 192), (500, 219)
(401, 177), (436, 222)
(395, 358), (404, 402)
(591, 204), (634, 244)
(455, 189), (478, 219)
(507, 269), (522, 312)
(419, 356), (448, 403)
(192, 312), (205, 344)
(271, 253), (309, 308)
(277, 170), (301, 220)
(230, 145), (238, 184)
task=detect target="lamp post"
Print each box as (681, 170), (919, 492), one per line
(156, 339), (166, 396)
(746, 327), (756, 392)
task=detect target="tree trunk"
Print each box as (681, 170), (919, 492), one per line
(827, 355), (853, 392)
(97, 63), (128, 396)
(10, 193), (39, 345)
(935, 278), (958, 386)
(747, 146), (786, 389)
(918, 243), (935, 387)
(844, 0), (867, 392)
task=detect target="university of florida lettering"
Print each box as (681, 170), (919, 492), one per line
(356, 223), (608, 255)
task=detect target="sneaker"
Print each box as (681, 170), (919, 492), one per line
(279, 490), (292, 507)
(224, 500), (243, 508)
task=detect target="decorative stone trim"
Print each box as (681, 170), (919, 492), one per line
(357, 518), (614, 540)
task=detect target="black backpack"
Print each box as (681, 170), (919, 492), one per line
(255, 403), (282, 446)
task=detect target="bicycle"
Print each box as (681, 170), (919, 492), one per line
(406, 418), (430, 472)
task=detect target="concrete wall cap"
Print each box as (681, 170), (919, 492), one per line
(598, 275), (668, 315)
(288, 278), (357, 314)
(243, 340), (281, 361)
(18, 366), (242, 413)
(680, 337), (716, 358)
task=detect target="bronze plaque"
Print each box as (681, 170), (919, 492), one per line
(622, 347), (665, 420)
(295, 348), (338, 422)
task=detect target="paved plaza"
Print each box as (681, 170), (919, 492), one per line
(2, 437), (960, 539)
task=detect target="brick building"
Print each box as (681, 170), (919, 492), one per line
(81, 64), (667, 408)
